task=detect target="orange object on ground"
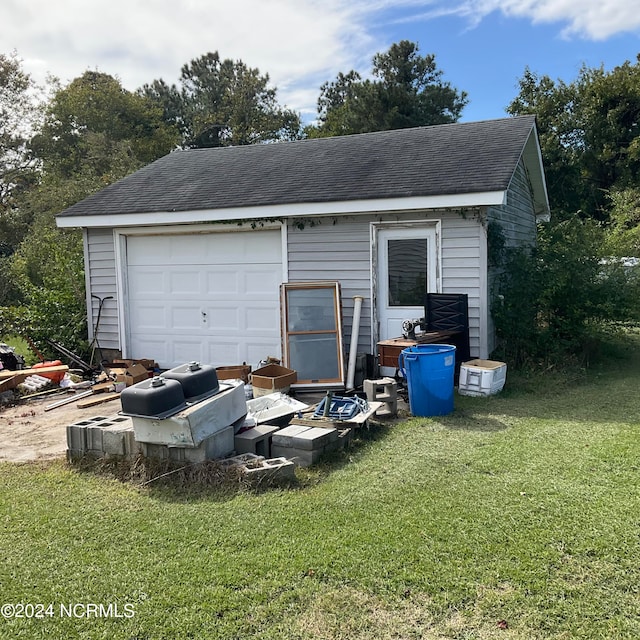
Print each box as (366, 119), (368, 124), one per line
(33, 360), (66, 383)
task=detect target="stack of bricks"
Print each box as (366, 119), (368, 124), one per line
(66, 415), (140, 460)
(233, 424), (280, 458)
(66, 413), (234, 463)
(270, 424), (341, 467)
(363, 377), (398, 417)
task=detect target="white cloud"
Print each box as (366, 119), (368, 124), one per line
(444, 0), (640, 40)
(1, 0), (638, 124)
(0, 0), (384, 116)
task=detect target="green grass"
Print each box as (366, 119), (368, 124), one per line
(2, 335), (640, 639)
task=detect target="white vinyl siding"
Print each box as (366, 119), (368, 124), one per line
(485, 159), (538, 354)
(287, 211), (484, 357)
(85, 228), (119, 350)
(287, 218), (372, 355)
(487, 160), (537, 247)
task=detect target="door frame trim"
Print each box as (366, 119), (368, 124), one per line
(369, 220), (442, 350)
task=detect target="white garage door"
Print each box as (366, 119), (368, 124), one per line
(125, 230), (283, 369)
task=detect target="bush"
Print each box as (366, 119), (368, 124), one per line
(0, 220), (88, 359)
(492, 216), (640, 368)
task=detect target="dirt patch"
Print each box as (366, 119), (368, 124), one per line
(0, 393), (122, 462)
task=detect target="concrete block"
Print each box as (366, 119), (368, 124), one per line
(363, 378), (398, 417)
(140, 442), (169, 460)
(272, 424), (338, 451)
(102, 426), (127, 456)
(270, 424), (310, 448)
(234, 425), (279, 457)
(219, 452), (265, 468)
(66, 424), (87, 455)
(123, 429), (143, 458)
(86, 426), (104, 455)
(291, 426), (334, 450)
(244, 457), (296, 482)
(271, 445), (324, 467)
(144, 426), (235, 463)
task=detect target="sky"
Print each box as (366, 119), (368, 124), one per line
(2, 0), (640, 125)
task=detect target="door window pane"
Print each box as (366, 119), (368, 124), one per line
(387, 238), (428, 306)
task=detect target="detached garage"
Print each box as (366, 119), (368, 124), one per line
(57, 116), (550, 373)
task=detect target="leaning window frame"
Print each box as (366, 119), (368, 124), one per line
(280, 281), (345, 388)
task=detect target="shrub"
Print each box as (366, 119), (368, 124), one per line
(492, 216), (640, 368)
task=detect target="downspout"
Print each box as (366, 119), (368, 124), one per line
(346, 295), (365, 391)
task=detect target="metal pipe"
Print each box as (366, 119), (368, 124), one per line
(346, 295), (365, 391)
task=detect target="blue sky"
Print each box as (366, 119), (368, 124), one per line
(2, 0), (639, 125)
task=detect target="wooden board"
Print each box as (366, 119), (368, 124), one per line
(290, 401), (383, 428)
(76, 393), (121, 409)
(0, 365), (69, 391)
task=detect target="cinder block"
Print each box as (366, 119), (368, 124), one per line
(271, 445), (324, 467)
(244, 457), (296, 482)
(123, 429), (143, 458)
(270, 424), (310, 448)
(272, 424), (338, 451)
(66, 424), (87, 454)
(234, 425), (279, 457)
(102, 426), (127, 456)
(363, 378), (398, 417)
(140, 442), (169, 460)
(86, 426), (104, 455)
(145, 426), (235, 463)
(219, 452), (265, 468)
(291, 427), (334, 450)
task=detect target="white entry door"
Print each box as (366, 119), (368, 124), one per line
(376, 225), (439, 343)
(124, 229), (283, 369)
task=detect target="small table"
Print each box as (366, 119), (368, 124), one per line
(376, 331), (459, 369)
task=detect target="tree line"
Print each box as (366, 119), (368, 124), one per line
(0, 43), (639, 366)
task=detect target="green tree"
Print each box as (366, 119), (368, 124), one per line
(0, 52), (42, 254)
(508, 55), (640, 221)
(2, 72), (179, 354)
(142, 52), (301, 148)
(605, 187), (640, 257)
(33, 71), (178, 179)
(308, 40), (467, 137)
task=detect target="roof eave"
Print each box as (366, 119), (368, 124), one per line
(56, 191), (507, 229)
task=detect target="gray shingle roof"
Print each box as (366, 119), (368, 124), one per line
(56, 115), (538, 218)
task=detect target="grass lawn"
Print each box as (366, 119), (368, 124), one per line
(1, 334), (640, 639)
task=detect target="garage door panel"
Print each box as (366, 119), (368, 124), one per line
(207, 306), (240, 331)
(132, 338), (169, 363)
(169, 270), (202, 295)
(243, 269), (280, 296)
(171, 306), (203, 330)
(206, 270), (240, 295)
(130, 304), (168, 329)
(245, 305), (280, 332)
(129, 269), (166, 296)
(169, 339), (206, 364)
(126, 230), (283, 369)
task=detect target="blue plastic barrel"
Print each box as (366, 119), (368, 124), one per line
(399, 344), (456, 416)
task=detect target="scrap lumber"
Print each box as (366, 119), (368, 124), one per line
(0, 365), (69, 392)
(76, 392), (121, 409)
